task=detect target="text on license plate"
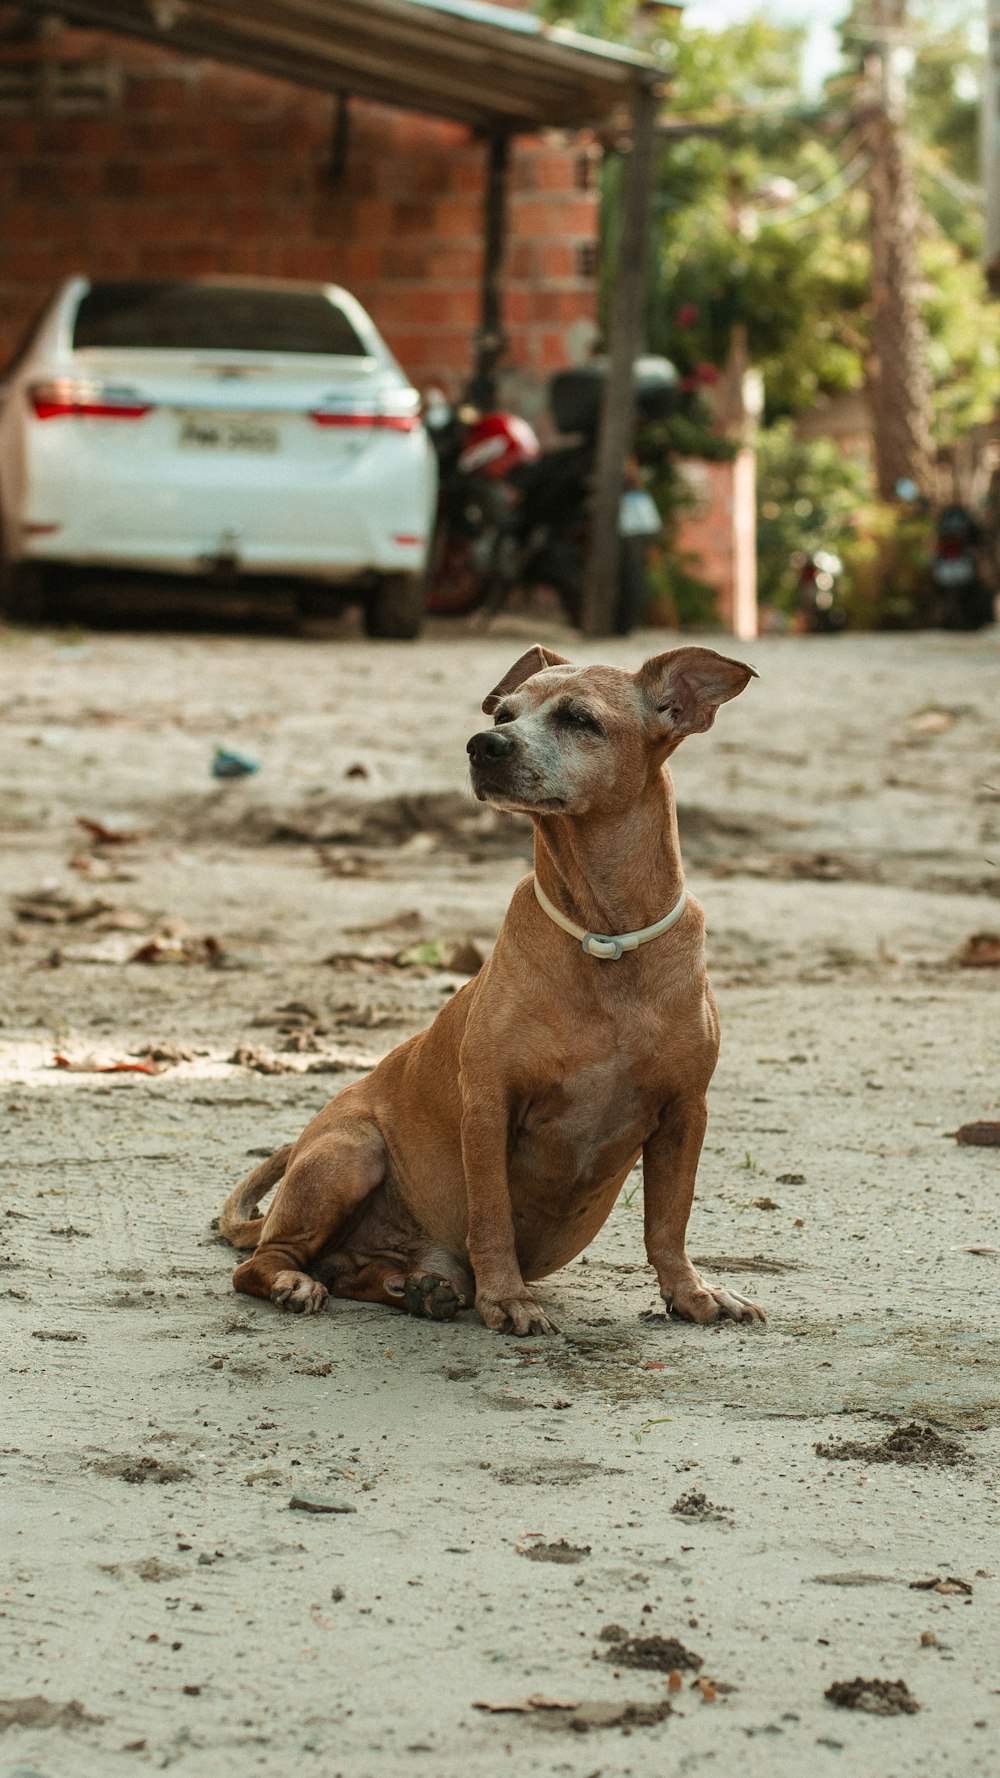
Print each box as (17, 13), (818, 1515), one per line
(177, 413), (280, 453)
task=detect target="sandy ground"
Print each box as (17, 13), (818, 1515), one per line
(1, 606), (999, 1778)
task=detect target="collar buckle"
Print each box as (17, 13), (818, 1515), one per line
(582, 932), (624, 961)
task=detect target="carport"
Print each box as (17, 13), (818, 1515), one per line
(15, 0), (663, 634)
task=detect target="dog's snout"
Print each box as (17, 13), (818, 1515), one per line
(467, 728), (515, 767)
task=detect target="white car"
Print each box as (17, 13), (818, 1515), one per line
(0, 276), (437, 637)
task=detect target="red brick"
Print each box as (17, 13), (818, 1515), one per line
(424, 245), (481, 283)
(343, 244), (384, 282)
(392, 201), (435, 235)
(432, 199), (481, 239)
(535, 243), (578, 280)
(140, 160), (225, 201)
(100, 160), (144, 199)
(0, 118), (40, 155)
(507, 243), (537, 281)
(35, 117), (121, 156)
(136, 243), (224, 278)
(516, 148), (577, 194)
(537, 331), (573, 370)
(0, 245), (61, 281)
(121, 74), (193, 111)
(380, 244), (429, 280)
(279, 243), (338, 281)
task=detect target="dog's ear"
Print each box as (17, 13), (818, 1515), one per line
(637, 646), (757, 738)
(482, 645), (572, 715)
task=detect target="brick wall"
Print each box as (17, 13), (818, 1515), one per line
(0, 18), (600, 407)
(674, 453), (759, 639)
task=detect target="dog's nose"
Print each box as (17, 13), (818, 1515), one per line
(467, 729), (515, 767)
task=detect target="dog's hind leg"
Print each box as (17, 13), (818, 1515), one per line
(231, 1120), (386, 1315)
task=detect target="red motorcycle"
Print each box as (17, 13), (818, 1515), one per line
(424, 359), (675, 631)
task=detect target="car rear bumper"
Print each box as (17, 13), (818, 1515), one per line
(18, 535), (428, 580)
(8, 426), (436, 580)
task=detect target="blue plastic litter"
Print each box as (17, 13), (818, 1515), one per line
(212, 747), (260, 780)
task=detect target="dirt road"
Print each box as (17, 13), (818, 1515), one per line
(1, 615), (998, 1778)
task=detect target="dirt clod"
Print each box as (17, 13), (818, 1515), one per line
(289, 1494), (357, 1514)
(909, 1574), (972, 1595)
(824, 1677), (919, 1715)
(92, 1456), (192, 1485)
(0, 1695), (104, 1732)
(599, 1628), (702, 1673)
(814, 1422), (967, 1467)
(670, 1491), (732, 1523)
(517, 1539), (590, 1564)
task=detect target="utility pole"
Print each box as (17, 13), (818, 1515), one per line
(984, 0), (1000, 289)
(854, 0), (936, 499)
(581, 79), (659, 636)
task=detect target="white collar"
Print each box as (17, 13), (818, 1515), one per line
(533, 874), (688, 961)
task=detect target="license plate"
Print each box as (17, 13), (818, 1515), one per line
(177, 412), (280, 453)
(619, 489), (661, 537)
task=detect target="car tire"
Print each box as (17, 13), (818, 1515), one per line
(0, 554), (53, 625)
(363, 572), (425, 640)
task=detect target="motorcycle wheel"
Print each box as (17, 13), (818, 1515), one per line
(424, 516), (489, 617)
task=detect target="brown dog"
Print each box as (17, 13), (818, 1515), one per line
(219, 643), (765, 1334)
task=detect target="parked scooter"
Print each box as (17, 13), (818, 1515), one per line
(795, 548), (847, 633)
(930, 504), (994, 631)
(425, 358), (677, 631)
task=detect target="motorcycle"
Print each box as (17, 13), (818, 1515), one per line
(930, 504), (994, 631)
(796, 548), (847, 633)
(424, 357), (677, 631)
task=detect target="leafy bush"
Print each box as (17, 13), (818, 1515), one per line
(839, 504), (936, 630)
(756, 422), (871, 610)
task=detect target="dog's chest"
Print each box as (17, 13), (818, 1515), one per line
(515, 1047), (657, 1189)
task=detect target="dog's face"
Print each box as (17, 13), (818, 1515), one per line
(467, 644), (756, 818)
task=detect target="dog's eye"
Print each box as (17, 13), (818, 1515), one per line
(493, 706), (515, 726)
(553, 703), (603, 735)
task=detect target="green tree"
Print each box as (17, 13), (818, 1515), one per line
(539, 3), (1000, 452)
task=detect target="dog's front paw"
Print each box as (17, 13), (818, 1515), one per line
(476, 1291), (558, 1337)
(270, 1270), (329, 1315)
(665, 1278), (766, 1326)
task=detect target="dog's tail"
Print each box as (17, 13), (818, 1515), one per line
(218, 1145), (293, 1250)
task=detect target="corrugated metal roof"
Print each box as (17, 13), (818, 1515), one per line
(23, 0), (659, 130)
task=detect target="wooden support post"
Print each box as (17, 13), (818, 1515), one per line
(467, 132), (510, 409)
(582, 81), (658, 636)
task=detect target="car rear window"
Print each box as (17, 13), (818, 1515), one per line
(73, 283), (367, 355)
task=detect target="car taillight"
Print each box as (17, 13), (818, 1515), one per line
(29, 380), (152, 421)
(309, 391), (420, 432)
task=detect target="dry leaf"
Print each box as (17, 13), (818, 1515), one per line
(77, 815), (146, 844)
(472, 1694), (580, 1715)
(54, 1052), (161, 1075)
(954, 1123), (1000, 1147)
(955, 933), (1000, 969)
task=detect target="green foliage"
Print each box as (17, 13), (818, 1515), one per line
(532, 1), (998, 629)
(755, 424), (935, 628)
(545, 2), (1000, 453)
(839, 504), (936, 630)
(755, 423), (870, 609)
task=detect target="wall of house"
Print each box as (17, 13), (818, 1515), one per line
(0, 18), (600, 406)
(673, 454), (759, 639)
